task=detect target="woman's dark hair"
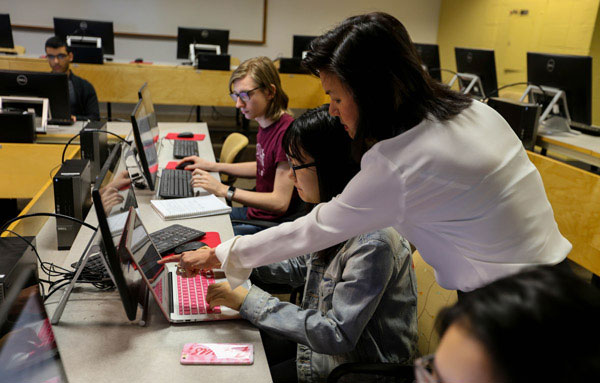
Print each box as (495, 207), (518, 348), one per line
(282, 104), (359, 261)
(436, 266), (600, 383)
(303, 12), (472, 160)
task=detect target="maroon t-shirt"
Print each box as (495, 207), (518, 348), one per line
(247, 113), (294, 221)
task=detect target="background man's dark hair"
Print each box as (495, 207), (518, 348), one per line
(45, 36), (71, 53)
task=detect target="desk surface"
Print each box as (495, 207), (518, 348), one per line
(0, 55), (329, 109)
(34, 122), (270, 382)
(537, 132), (600, 167)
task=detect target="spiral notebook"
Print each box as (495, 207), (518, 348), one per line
(150, 195), (232, 220)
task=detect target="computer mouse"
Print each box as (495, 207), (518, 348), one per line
(176, 160), (195, 170)
(134, 58), (144, 63)
(177, 131), (194, 138)
(174, 241), (208, 254)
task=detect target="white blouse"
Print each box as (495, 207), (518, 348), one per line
(216, 101), (571, 291)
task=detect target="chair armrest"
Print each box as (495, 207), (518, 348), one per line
(230, 219), (279, 229)
(327, 363), (414, 383)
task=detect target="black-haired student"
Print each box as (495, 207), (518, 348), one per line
(45, 36), (100, 121)
(204, 106), (417, 382)
(415, 266), (600, 383)
(168, 12), (571, 296)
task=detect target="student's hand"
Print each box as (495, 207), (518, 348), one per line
(179, 156), (218, 172)
(158, 247), (221, 277)
(191, 169), (228, 197)
(206, 281), (248, 311)
(99, 187), (124, 214)
(71, 115), (77, 122)
(108, 170), (131, 190)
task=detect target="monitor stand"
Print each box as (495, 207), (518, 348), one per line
(519, 85), (580, 135)
(51, 234), (116, 325)
(448, 73), (485, 99)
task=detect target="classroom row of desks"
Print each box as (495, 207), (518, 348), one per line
(0, 55), (329, 108)
(5, 122), (272, 382)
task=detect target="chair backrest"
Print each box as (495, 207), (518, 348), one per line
(527, 151), (600, 276)
(413, 250), (457, 356)
(219, 132), (249, 185)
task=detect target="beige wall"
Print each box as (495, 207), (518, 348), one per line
(9, 0), (441, 63)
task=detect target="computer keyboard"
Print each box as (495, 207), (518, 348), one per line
(173, 140), (199, 159)
(149, 224), (206, 255)
(71, 252), (111, 280)
(48, 119), (75, 126)
(177, 270), (221, 315)
(570, 124), (600, 136)
(159, 169), (194, 199)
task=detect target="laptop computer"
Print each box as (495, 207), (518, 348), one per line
(0, 267), (69, 382)
(118, 206), (248, 323)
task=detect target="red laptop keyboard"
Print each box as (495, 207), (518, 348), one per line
(177, 270), (221, 315)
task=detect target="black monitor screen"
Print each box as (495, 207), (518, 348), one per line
(0, 268), (69, 383)
(176, 27), (229, 59)
(0, 70), (71, 120)
(137, 82), (158, 134)
(414, 43), (441, 82)
(455, 47), (498, 98)
(0, 14), (14, 49)
(130, 99), (158, 190)
(527, 52), (592, 126)
(53, 17), (114, 55)
(292, 35), (316, 58)
(92, 143), (141, 321)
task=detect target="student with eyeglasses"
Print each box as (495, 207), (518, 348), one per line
(45, 36), (100, 121)
(168, 13), (571, 298)
(415, 266), (600, 383)
(178, 56), (301, 235)
(203, 106), (418, 383)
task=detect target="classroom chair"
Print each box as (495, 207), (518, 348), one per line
(219, 132), (249, 186)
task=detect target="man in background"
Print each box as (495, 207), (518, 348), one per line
(45, 36), (99, 121)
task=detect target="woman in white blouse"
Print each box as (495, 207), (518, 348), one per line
(162, 12), (571, 293)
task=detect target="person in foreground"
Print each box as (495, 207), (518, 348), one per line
(170, 13), (571, 295)
(177, 57), (300, 235)
(45, 36), (100, 121)
(204, 106), (418, 382)
(415, 266), (600, 383)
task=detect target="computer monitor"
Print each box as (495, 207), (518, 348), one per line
(292, 35), (316, 59)
(53, 17), (115, 55)
(454, 47), (498, 98)
(414, 43), (441, 82)
(130, 99), (158, 191)
(0, 267), (69, 382)
(526, 52), (592, 126)
(137, 82), (158, 134)
(176, 27), (229, 60)
(92, 143), (141, 321)
(0, 14), (14, 49)
(0, 70), (71, 121)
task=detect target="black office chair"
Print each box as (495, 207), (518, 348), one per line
(327, 363), (415, 383)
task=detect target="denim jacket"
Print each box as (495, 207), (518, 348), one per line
(240, 228), (418, 382)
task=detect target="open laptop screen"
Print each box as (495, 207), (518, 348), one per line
(0, 268), (69, 383)
(92, 142), (141, 321)
(130, 99), (158, 191)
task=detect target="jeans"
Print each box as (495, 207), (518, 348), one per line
(230, 207), (267, 236)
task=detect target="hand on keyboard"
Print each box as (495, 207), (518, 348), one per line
(191, 169), (227, 197)
(157, 247), (221, 277)
(206, 281), (249, 311)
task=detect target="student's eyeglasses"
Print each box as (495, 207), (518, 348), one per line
(286, 155), (316, 178)
(47, 54), (69, 61)
(414, 354), (442, 383)
(230, 86), (263, 103)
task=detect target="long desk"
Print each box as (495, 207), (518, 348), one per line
(0, 56), (329, 109)
(12, 122), (270, 382)
(536, 132), (600, 168)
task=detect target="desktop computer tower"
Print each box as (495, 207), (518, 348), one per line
(487, 97), (541, 151)
(80, 121), (109, 182)
(53, 159), (92, 250)
(0, 236), (38, 304)
(196, 54), (230, 70)
(0, 110), (36, 143)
